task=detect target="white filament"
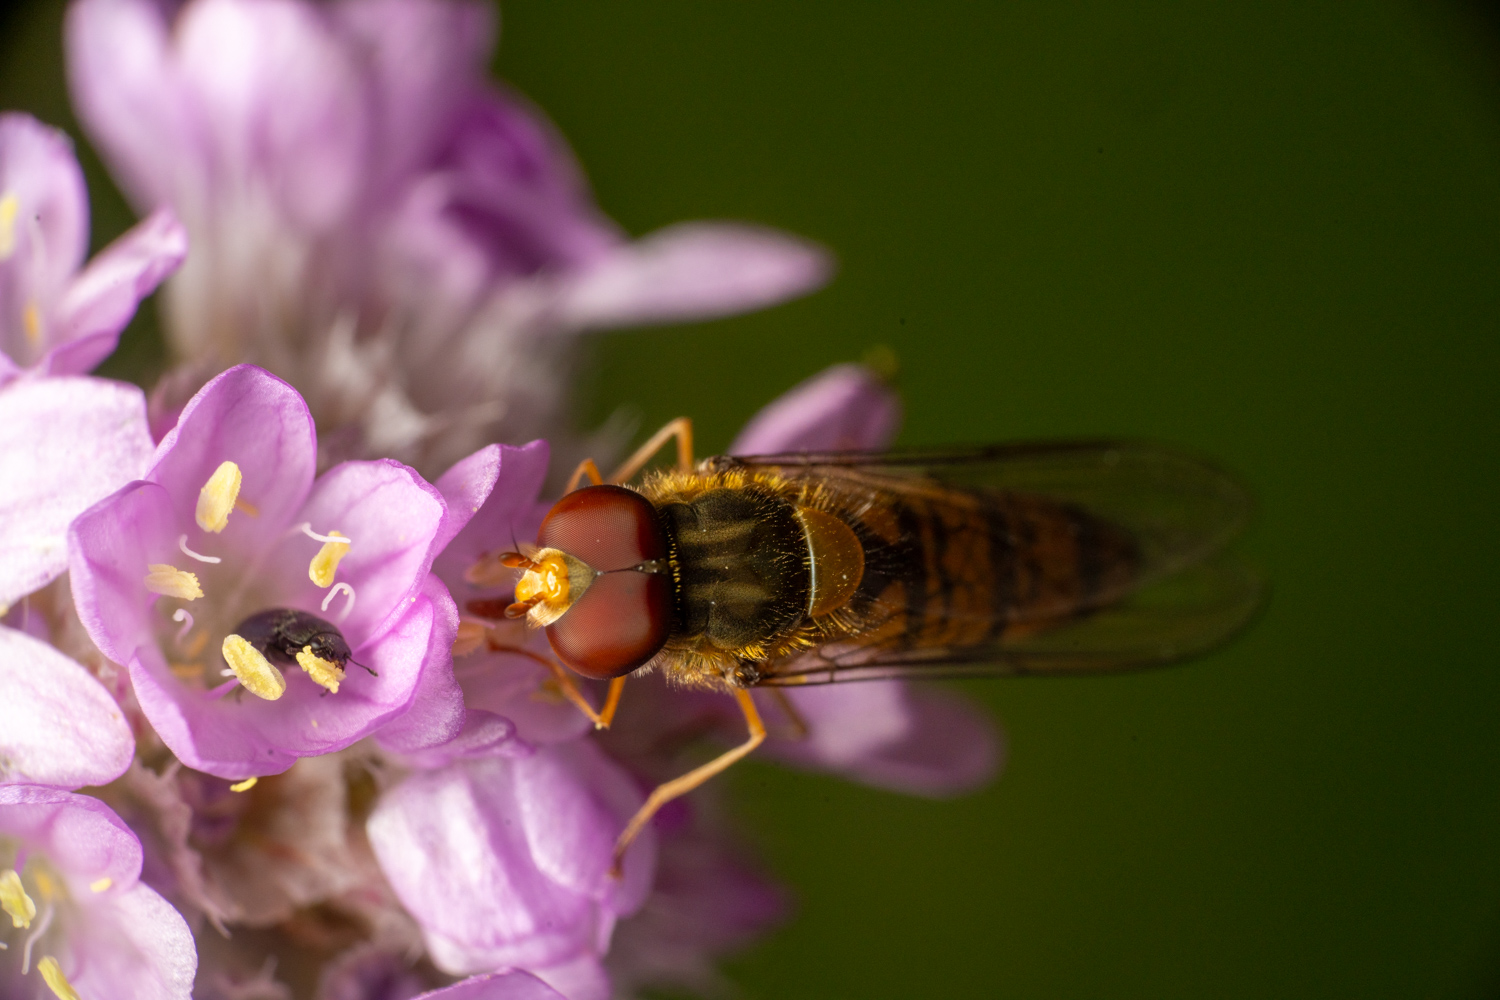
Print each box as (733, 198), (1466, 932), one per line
(321, 582), (356, 621)
(178, 534), (221, 564)
(296, 522), (355, 546)
(20, 900), (52, 974)
(172, 608), (195, 642)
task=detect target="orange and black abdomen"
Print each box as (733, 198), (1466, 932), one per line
(847, 488), (1139, 650)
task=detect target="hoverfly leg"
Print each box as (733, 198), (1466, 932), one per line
(564, 458), (605, 493)
(766, 687), (809, 740)
(487, 643), (621, 730)
(609, 687), (765, 878)
(608, 417), (694, 483)
(596, 675), (627, 729)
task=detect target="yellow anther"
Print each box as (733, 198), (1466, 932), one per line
(0, 869), (36, 928)
(221, 635), (286, 700)
(38, 957), (82, 1000)
(196, 460), (243, 533)
(89, 877), (112, 893)
(143, 564), (203, 601)
(229, 777), (257, 793)
(296, 646), (344, 694)
(308, 530), (350, 587)
(22, 302), (40, 347)
(0, 193), (17, 259)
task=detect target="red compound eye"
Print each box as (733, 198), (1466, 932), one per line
(538, 485), (672, 678)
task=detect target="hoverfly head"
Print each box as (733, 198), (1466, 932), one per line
(522, 485), (673, 679)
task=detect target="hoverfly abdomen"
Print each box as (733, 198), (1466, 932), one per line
(848, 488), (1140, 652)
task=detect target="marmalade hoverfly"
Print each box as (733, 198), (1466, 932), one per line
(479, 418), (1261, 872)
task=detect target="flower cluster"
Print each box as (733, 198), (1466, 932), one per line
(0, 0), (1001, 997)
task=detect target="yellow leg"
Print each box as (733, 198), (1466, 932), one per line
(487, 644), (619, 730)
(597, 676), (627, 729)
(611, 688), (765, 876)
(565, 458), (605, 493)
(609, 417), (694, 483)
(767, 687), (809, 740)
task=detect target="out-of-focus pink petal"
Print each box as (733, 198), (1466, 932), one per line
(373, 574), (468, 755)
(434, 439), (549, 585)
(730, 362), (901, 455)
(82, 879), (199, 999)
(415, 970), (568, 1000)
(65, 0), (204, 212)
(175, 0), (369, 230)
(48, 207), (187, 376)
(0, 115), (89, 341)
(815, 683), (1003, 796)
(265, 457), (445, 643)
(528, 956), (610, 1000)
(762, 682), (910, 768)
(0, 783), (144, 891)
(432, 443), (502, 558)
(0, 375), (152, 607)
(147, 364), (317, 551)
(554, 222), (831, 330)
(0, 786), (196, 1000)
(513, 739), (655, 917)
(369, 755), (597, 973)
(0, 625), (133, 789)
(331, 0), (494, 191)
(395, 709), (530, 770)
(456, 649), (593, 746)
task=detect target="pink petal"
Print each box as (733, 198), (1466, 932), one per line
(368, 756), (598, 974)
(68, 479), (184, 667)
(434, 439), (549, 587)
(415, 971), (568, 1000)
(554, 222), (832, 330)
(0, 625), (133, 789)
(48, 207), (188, 376)
(0, 375), (153, 608)
(0, 784), (144, 889)
(174, 0), (369, 231)
(373, 574), (469, 755)
(432, 443), (503, 558)
(513, 740), (655, 918)
(0, 115), (89, 351)
(146, 364), (317, 556)
(730, 362), (901, 455)
(65, 0), (204, 212)
(77, 880), (198, 1000)
(265, 457), (446, 644)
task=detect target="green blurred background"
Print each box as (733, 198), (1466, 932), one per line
(4, 1), (1499, 996)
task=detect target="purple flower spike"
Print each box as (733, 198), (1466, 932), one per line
(0, 625), (133, 789)
(0, 113), (185, 379)
(66, 0), (831, 474)
(415, 970), (568, 1000)
(68, 365), (461, 778)
(0, 785), (196, 999)
(367, 739), (656, 985)
(0, 374), (154, 608)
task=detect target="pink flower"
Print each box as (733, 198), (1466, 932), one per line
(66, 0), (832, 473)
(67, 365), (466, 778)
(367, 739), (656, 999)
(0, 784), (196, 999)
(0, 113), (185, 381)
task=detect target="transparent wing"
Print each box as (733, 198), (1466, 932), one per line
(713, 440), (1252, 590)
(756, 554), (1265, 685)
(705, 441), (1263, 685)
